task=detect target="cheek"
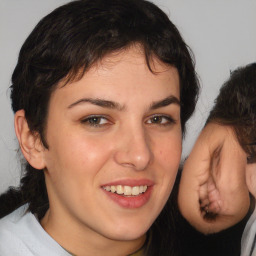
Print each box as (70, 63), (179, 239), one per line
(150, 134), (181, 212)
(159, 132), (182, 165)
(45, 132), (112, 179)
(155, 133), (182, 183)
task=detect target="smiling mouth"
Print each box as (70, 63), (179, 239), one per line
(102, 185), (148, 196)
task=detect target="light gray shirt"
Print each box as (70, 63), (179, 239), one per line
(0, 204), (71, 256)
(241, 207), (256, 256)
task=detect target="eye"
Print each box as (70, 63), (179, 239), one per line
(146, 115), (175, 126)
(81, 115), (110, 127)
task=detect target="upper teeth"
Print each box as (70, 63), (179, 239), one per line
(103, 185), (148, 196)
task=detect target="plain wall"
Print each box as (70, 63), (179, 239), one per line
(0, 0), (255, 193)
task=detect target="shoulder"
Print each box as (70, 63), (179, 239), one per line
(0, 205), (70, 256)
(0, 204), (29, 233)
(0, 205), (34, 255)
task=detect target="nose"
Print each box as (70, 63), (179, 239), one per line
(114, 125), (152, 171)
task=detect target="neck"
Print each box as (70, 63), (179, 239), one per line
(40, 209), (146, 256)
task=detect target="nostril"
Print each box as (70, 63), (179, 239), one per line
(114, 145), (152, 171)
(121, 162), (136, 168)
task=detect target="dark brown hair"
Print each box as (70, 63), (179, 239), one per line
(207, 63), (256, 162)
(1, 0), (200, 255)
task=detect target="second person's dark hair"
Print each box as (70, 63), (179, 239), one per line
(207, 63), (256, 161)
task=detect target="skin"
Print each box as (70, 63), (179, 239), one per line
(15, 45), (182, 255)
(178, 123), (255, 234)
(246, 165), (256, 199)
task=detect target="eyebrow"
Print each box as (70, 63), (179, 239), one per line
(68, 95), (180, 111)
(68, 98), (124, 110)
(150, 95), (180, 110)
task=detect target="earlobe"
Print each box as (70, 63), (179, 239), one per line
(14, 109), (46, 170)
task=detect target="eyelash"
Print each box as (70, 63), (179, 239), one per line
(80, 114), (176, 128)
(81, 115), (110, 127)
(146, 114), (176, 126)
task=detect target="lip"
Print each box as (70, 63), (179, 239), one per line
(101, 179), (154, 209)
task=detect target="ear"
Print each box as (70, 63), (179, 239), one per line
(246, 162), (256, 198)
(14, 109), (46, 170)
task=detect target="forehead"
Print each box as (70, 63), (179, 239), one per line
(51, 45), (180, 107)
(93, 45), (169, 72)
(60, 45), (179, 87)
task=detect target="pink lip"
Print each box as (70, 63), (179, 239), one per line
(101, 179), (154, 209)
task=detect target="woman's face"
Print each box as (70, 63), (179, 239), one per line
(40, 46), (181, 243)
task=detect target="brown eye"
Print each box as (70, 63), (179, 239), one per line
(88, 117), (102, 125)
(146, 115), (175, 126)
(151, 116), (163, 124)
(81, 116), (109, 127)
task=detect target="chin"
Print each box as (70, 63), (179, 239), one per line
(104, 221), (151, 241)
